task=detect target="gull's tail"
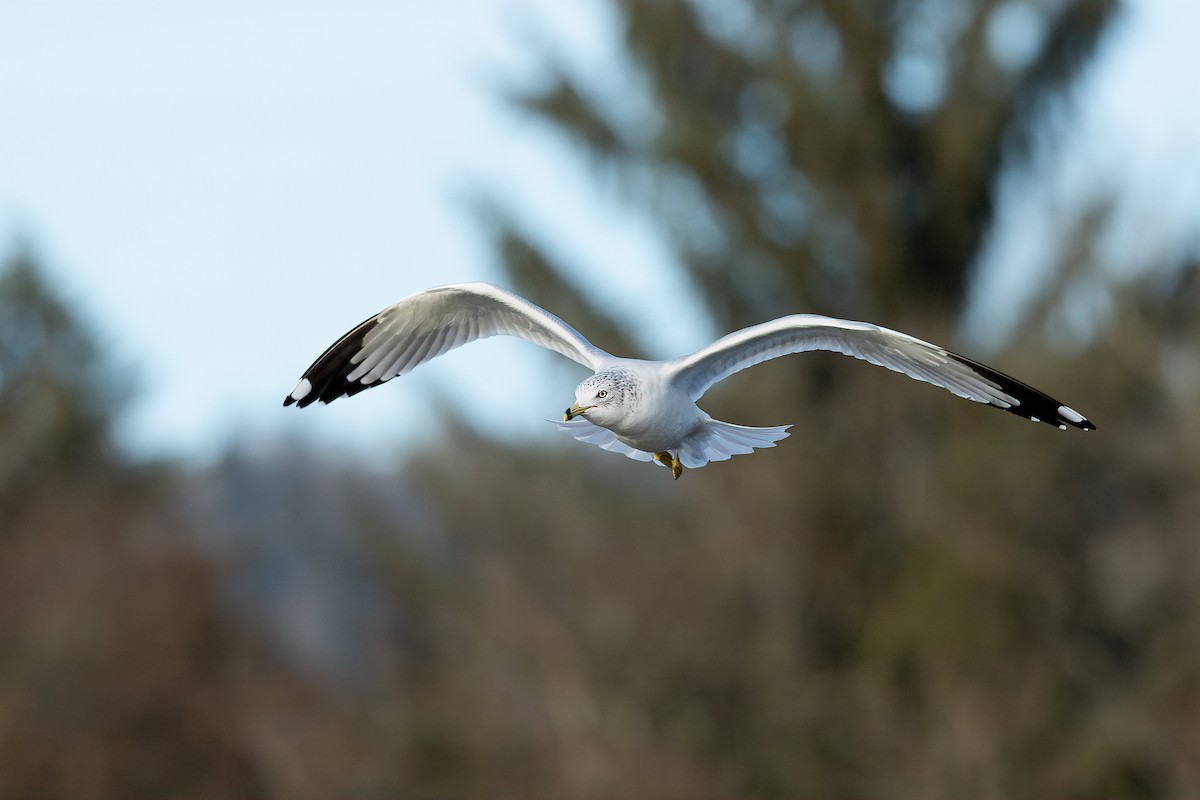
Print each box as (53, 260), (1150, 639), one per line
(554, 416), (790, 471)
(677, 419), (791, 469)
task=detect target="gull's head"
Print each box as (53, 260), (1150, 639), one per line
(564, 371), (629, 424)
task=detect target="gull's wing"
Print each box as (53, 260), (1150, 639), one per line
(665, 315), (1095, 431)
(284, 282), (610, 407)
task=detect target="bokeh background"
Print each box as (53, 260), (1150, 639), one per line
(3, 0), (1200, 797)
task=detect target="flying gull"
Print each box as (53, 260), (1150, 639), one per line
(285, 283), (1094, 478)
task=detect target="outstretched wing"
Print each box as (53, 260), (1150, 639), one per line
(285, 282), (610, 407)
(664, 315), (1095, 431)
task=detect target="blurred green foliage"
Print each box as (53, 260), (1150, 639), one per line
(3, 1), (1200, 798)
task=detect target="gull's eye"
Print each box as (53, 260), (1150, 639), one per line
(597, 389), (608, 399)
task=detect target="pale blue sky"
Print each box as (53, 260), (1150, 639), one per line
(2, 0), (1197, 462)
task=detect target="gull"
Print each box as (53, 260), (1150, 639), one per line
(284, 282), (1094, 479)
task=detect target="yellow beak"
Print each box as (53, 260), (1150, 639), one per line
(563, 403), (590, 421)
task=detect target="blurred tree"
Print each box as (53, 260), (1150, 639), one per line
(0, 246), (127, 511)
(497, 0), (1121, 327)
(0, 250), (267, 798)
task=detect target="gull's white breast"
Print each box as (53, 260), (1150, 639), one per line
(604, 361), (704, 453)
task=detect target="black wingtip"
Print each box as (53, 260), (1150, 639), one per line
(284, 314), (381, 409)
(944, 352), (1095, 433)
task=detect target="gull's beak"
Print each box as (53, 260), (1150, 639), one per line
(563, 403), (590, 421)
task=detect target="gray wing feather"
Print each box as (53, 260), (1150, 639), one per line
(663, 314), (1095, 430)
(666, 315), (1015, 405)
(348, 283), (606, 381)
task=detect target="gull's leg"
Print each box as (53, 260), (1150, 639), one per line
(653, 451), (683, 480)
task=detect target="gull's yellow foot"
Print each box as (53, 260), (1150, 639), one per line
(653, 451), (683, 480)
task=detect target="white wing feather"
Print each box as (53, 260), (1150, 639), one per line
(554, 418), (654, 461)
